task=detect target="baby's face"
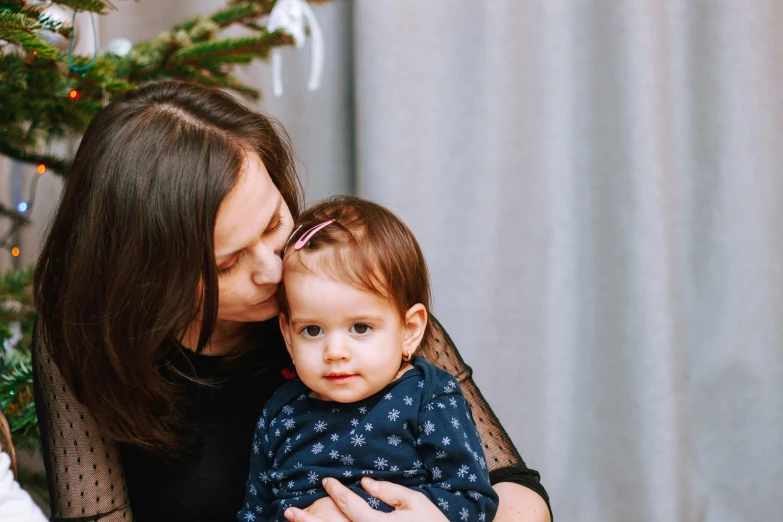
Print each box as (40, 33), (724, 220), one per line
(280, 270), (406, 403)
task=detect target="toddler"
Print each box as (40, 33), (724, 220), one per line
(238, 196), (498, 522)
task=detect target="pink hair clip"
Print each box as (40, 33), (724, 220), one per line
(294, 219), (335, 250)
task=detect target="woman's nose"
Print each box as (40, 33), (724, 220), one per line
(250, 244), (283, 286)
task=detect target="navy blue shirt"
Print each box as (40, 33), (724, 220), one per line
(238, 356), (498, 522)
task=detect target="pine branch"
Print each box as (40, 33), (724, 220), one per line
(0, 140), (70, 175)
(171, 31), (292, 64)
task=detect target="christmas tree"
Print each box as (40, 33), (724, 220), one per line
(0, 0), (329, 452)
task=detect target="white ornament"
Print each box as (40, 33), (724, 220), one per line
(266, 0), (324, 96)
(106, 37), (132, 57)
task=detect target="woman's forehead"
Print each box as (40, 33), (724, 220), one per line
(214, 153), (281, 260)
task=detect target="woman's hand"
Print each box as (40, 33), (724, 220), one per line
(284, 477), (448, 522)
(298, 495), (351, 522)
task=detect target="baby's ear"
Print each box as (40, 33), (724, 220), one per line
(402, 303), (428, 358)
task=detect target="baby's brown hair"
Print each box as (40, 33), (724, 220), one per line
(278, 195), (434, 356)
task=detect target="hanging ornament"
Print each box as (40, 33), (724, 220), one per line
(68, 9), (98, 72)
(106, 37), (133, 57)
(36, 3), (71, 51)
(266, 0), (324, 97)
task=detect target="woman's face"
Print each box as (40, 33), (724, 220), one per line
(212, 152), (294, 329)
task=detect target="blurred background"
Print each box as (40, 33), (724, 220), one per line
(2, 0), (782, 520)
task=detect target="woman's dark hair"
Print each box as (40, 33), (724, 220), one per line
(33, 80), (302, 453)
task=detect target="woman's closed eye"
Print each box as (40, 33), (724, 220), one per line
(350, 323), (372, 335)
(218, 254), (242, 277)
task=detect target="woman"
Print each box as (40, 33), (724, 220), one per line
(32, 80), (550, 522)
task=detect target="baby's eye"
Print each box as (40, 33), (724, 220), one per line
(350, 323), (372, 335)
(302, 326), (322, 338)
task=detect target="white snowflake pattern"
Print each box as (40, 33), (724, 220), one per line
(442, 483), (452, 490)
(282, 405), (295, 415)
(374, 457), (388, 470)
(297, 393), (307, 401)
(314, 420), (328, 433)
(384, 393), (393, 400)
(426, 403), (435, 411)
(444, 380), (457, 393)
(479, 512), (486, 521)
(364, 423), (373, 432)
(311, 442), (324, 454)
(294, 462), (303, 468)
(423, 421), (436, 435)
(436, 450), (449, 460)
(468, 490), (482, 500)
(256, 418), (265, 429)
(437, 402), (446, 409)
(449, 397), (458, 408)
(352, 433), (366, 447)
(331, 407), (340, 413)
(437, 498), (449, 511)
(308, 471), (319, 484)
(432, 467), (442, 480)
(270, 418), (276, 426)
(457, 465), (470, 478)
(403, 422), (408, 430)
(460, 507), (469, 520)
(287, 481), (295, 489)
(259, 472), (270, 483)
(340, 454), (354, 465)
(388, 409), (400, 421)
(359, 406), (368, 414)
(403, 396), (413, 406)
(390, 465), (399, 472)
(252, 441), (260, 454)
(450, 417), (461, 429)
(469, 474), (477, 482)
(243, 512), (256, 521)
(387, 435), (402, 447)
(249, 484), (257, 495)
(351, 418), (359, 426)
(367, 497), (381, 509)
(283, 419), (296, 430)
(418, 380), (424, 388)
(329, 450), (340, 459)
(442, 437), (451, 446)
(307, 489), (317, 495)
(255, 506), (263, 513)
(479, 456), (486, 469)
(403, 469), (417, 478)
(343, 470), (353, 478)
(274, 428), (281, 437)
(412, 460), (422, 469)
(296, 433), (302, 440)
(331, 433), (340, 441)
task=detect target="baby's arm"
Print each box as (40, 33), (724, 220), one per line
(237, 415), (277, 521)
(412, 389), (499, 522)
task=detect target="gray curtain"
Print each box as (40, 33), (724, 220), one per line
(354, 1), (782, 521)
(5, 0), (781, 520)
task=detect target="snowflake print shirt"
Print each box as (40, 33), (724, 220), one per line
(237, 356), (499, 522)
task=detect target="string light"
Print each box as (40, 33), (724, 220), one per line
(69, 89), (80, 100)
(37, 164), (46, 174)
(16, 202), (27, 213)
(11, 247), (20, 257)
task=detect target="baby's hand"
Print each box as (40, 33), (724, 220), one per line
(301, 495), (351, 522)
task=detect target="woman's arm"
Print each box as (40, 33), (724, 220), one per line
(285, 478), (551, 522)
(494, 482), (551, 522)
(426, 316), (552, 518)
(32, 322), (133, 522)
